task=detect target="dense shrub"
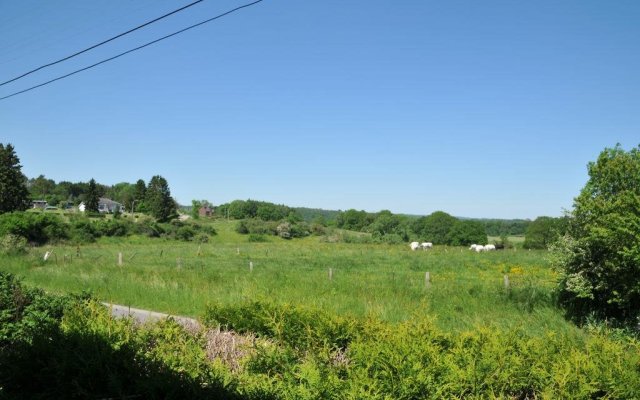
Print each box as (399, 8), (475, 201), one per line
(0, 212), (68, 244)
(554, 145), (640, 326)
(523, 216), (567, 249)
(175, 226), (197, 241)
(0, 234), (27, 255)
(0, 276), (237, 399)
(236, 219), (278, 236)
(203, 300), (640, 399)
(204, 301), (360, 353)
(247, 233), (268, 242)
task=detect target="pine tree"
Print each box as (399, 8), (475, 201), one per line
(85, 178), (100, 213)
(145, 175), (177, 222)
(0, 143), (30, 213)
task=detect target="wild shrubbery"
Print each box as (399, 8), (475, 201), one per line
(203, 301), (640, 399)
(0, 211), (216, 246)
(553, 145), (640, 326)
(2, 274), (640, 398)
(236, 218), (311, 239)
(0, 211), (68, 244)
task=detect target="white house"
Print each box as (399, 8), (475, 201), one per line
(79, 198), (124, 213)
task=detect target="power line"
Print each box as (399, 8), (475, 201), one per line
(0, 0), (264, 102)
(0, 0), (204, 87)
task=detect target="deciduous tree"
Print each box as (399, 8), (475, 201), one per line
(553, 144), (640, 325)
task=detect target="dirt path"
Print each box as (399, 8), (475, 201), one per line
(102, 303), (201, 331)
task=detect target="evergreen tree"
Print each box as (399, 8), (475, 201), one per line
(85, 178), (100, 213)
(0, 143), (30, 213)
(145, 175), (177, 222)
(134, 179), (147, 212)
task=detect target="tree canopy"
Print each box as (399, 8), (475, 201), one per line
(553, 144), (640, 325)
(85, 178), (100, 213)
(145, 175), (177, 222)
(523, 216), (567, 249)
(0, 143), (30, 214)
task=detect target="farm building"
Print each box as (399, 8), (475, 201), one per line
(32, 200), (47, 209)
(79, 198), (125, 213)
(199, 205), (213, 217)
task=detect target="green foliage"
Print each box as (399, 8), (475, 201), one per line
(0, 143), (30, 214)
(217, 199), (300, 222)
(204, 301), (360, 353)
(0, 276), (238, 399)
(85, 178), (100, 213)
(247, 233), (268, 242)
(0, 211), (68, 244)
(203, 300), (640, 399)
(554, 144), (640, 326)
(523, 216), (567, 249)
(191, 199), (202, 219)
(477, 218), (530, 236)
(446, 219), (488, 246)
(412, 211), (458, 244)
(335, 209), (373, 231)
(145, 175), (178, 222)
(176, 226), (197, 241)
(0, 234), (27, 255)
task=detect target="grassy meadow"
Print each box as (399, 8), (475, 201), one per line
(2, 219), (572, 334)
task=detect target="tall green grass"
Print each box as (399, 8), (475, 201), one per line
(1, 220), (571, 333)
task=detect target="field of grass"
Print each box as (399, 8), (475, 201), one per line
(1, 220), (574, 335)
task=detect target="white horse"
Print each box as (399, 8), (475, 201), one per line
(421, 242), (433, 250)
(410, 241), (420, 251)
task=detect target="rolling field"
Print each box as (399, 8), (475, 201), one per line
(1, 220), (573, 334)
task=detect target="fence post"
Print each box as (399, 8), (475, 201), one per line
(425, 271), (431, 288)
(118, 252), (123, 266)
(249, 261), (253, 272)
(237, 247), (240, 255)
(329, 268), (333, 281)
(503, 275), (510, 290)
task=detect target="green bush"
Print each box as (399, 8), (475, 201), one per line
(175, 226), (196, 241)
(247, 233), (268, 242)
(0, 234), (27, 255)
(553, 145), (640, 325)
(0, 212), (68, 244)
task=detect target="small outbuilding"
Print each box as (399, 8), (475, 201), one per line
(198, 206), (213, 217)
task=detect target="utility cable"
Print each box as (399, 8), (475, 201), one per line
(0, 0), (263, 101)
(0, 0), (204, 87)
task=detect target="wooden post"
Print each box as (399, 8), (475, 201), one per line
(160, 249), (164, 257)
(118, 252), (123, 266)
(44, 251), (51, 261)
(237, 247), (240, 255)
(177, 258), (182, 270)
(329, 268), (333, 281)
(249, 261), (253, 272)
(503, 275), (510, 290)
(197, 245), (202, 257)
(425, 271), (431, 288)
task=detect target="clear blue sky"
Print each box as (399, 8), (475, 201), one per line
(1, 0), (638, 219)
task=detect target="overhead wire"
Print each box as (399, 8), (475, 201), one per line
(0, 0), (264, 102)
(0, 0), (204, 87)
